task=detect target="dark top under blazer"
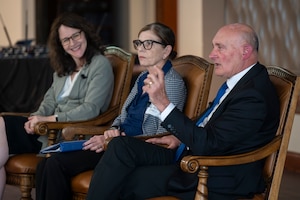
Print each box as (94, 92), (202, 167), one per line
(162, 63), (280, 198)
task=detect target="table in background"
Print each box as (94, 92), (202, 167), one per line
(0, 57), (53, 112)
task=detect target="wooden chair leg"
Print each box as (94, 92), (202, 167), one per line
(6, 173), (34, 200)
(19, 174), (35, 200)
(195, 166), (209, 200)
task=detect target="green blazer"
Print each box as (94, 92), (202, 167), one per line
(32, 54), (114, 147)
(32, 54), (114, 120)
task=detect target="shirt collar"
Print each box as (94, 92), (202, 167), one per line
(226, 63), (256, 90)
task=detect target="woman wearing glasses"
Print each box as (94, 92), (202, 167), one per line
(0, 12), (114, 198)
(35, 22), (186, 200)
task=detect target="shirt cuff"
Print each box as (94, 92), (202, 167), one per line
(160, 103), (175, 121)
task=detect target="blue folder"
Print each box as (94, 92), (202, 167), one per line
(39, 140), (87, 154)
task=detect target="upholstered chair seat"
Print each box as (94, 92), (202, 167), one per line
(71, 170), (93, 195)
(5, 154), (44, 199)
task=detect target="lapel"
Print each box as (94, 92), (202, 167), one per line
(54, 75), (67, 100)
(226, 63), (264, 97)
(70, 65), (89, 96)
(197, 63), (265, 124)
(54, 65), (90, 100)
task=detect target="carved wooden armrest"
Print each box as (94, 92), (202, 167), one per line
(180, 135), (282, 172)
(0, 112), (30, 117)
(34, 105), (120, 136)
(179, 136), (282, 200)
(62, 125), (109, 140)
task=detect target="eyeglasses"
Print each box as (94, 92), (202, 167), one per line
(61, 31), (82, 46)
(133, 40), (166, 50)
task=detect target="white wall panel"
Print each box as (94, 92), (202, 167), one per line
(0, 0), (35, 47)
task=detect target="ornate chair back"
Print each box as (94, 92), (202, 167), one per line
(4, 46), (135, 200)
(70, 55), (214, 200)
(149, 66), (300, 200)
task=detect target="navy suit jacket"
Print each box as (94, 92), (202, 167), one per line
(163, 63), (280, 199)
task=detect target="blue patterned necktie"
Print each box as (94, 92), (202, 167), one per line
(174, 82), (228, 161)
(196, 82), (228, 126)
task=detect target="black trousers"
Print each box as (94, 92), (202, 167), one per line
(4, 115), (41, 154)
(86, 136), (177, 200)
(35, 150), (103, 200)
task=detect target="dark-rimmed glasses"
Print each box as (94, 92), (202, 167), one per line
(133, 40), (166, 50)
(61, 31), (82, 46)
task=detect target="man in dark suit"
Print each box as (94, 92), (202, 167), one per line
(86, 23), (280, 200)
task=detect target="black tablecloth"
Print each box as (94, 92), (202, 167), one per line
(0, 57), (53, 112)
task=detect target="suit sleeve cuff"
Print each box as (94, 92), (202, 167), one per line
(160, 103), (175, 121)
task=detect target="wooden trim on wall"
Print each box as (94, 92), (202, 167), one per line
(285, 151), (300, 173)
(156, 0), (177, 51)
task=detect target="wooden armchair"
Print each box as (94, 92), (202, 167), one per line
(2, 45), (135, 200)
(149, 66), (300, 200)
(61, 55), (214, 200)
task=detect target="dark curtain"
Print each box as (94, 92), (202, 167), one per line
(0, 57), (53, 112)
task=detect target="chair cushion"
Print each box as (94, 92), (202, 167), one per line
(71, 170), (93, 193)
(5, 154), (44, 174)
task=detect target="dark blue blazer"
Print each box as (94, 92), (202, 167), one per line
(163, 63), (280, 199)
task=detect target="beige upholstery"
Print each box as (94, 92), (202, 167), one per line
(148, 66), (300, 200)
(2, 46), (135, 200)
(173, 55), (214, 119)
(61, 55), (214, 200)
